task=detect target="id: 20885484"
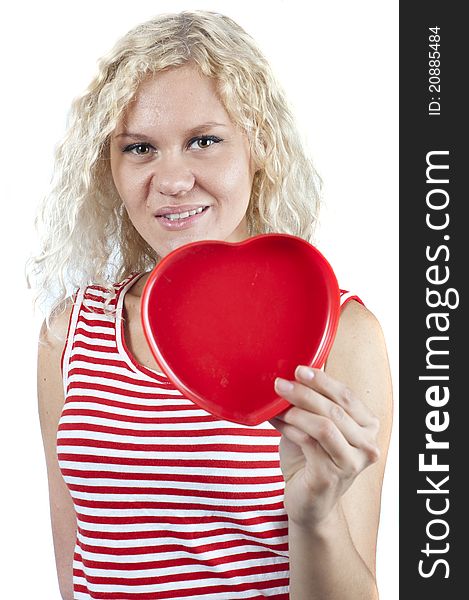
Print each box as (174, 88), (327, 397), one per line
(428, 26), (441, 116)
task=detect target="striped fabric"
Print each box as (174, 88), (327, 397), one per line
(58, 272), (360, 599)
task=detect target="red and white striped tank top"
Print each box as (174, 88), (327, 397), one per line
(58, 272), (361, 599)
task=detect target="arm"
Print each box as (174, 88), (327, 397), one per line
(271, 300), (393, 599)
(38, 302), (77, 600)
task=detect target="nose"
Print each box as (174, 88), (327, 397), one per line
(152, 154), (195, 197)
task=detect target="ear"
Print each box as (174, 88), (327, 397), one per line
(248, 149), (262, 179)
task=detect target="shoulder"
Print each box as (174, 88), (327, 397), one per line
(38, 299), (76, 428)
(38, 299), (75, 394)
(335, 299), (386, 354)
(38, 299), (75, 355)
(325, 299), (392, 418)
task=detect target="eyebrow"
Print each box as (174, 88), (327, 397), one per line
(114, 122), (229, 139)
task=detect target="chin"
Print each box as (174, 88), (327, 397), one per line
(151, 223), (248, 258)
(155, 232), (209, 257)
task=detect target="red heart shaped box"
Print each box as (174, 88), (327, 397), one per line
(141, 233), (340, 426)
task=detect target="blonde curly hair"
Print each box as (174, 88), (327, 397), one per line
(27, 10), (321, 321)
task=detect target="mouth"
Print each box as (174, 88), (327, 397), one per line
(155, 205), (211, 230)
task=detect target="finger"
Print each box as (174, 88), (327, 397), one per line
(275, 377), (374, 450)
(270, 416), (312, 448)
(270, 416), (331, 468)
(276, 406), (360, 471)
(275, 409), (379, 473)
(294, 366), (378, 429)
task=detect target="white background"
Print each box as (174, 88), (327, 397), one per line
(0, 0), (398, 597)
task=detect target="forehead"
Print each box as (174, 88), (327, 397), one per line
(118, 65), (231, 131)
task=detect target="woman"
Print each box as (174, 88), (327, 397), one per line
(31, 10), (392, 600)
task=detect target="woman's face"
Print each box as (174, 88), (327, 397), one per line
(110, 64), (256, 258)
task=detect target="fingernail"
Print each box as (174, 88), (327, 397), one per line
(275, 377), (294, 393)
(296, 365), (315, 381)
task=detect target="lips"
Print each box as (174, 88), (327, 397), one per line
(155, 204), (209, 218)
(155, 204), (211, 230)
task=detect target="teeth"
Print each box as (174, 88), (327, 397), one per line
(163, 206), (205, 220)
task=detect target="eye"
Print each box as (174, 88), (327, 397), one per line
(188, 135), (222, 150)
(123, 142), (155, 156)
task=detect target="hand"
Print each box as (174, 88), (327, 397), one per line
(269, 365), (380, 531)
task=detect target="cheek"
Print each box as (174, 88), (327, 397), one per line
(112, 164), (149, 207)
(208, 154), (253, 201)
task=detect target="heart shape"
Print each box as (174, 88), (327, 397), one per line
(141, 233), (340, 426)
